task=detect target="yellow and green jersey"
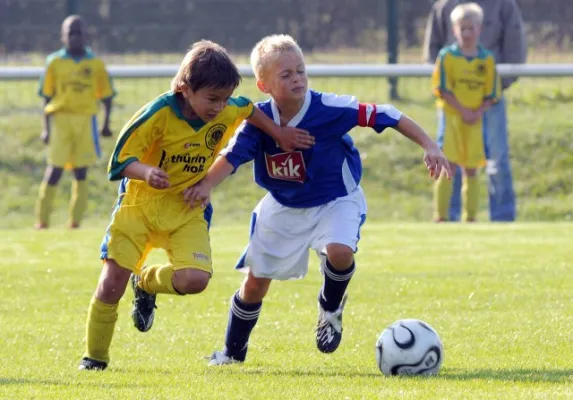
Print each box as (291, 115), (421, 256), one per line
(109, 91), (253, 193)
(38, 48), (115, 115)
(432, 44), (500, 114)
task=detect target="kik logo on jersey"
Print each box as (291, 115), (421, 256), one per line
(265, 151), (306, 183)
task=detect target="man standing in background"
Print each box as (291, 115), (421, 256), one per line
(423, 0), (527, 222)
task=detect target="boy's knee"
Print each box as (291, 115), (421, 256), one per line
(326, 243), (354, 270)
(73, 167), (88, 181)
(240, 272), (271, 303)
(173, 269), (211, 294)
(44, 166), (63, 185)
(95, 260), (131, 303)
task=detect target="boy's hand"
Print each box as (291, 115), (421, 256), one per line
(183, 181), (212, 209)
(461, 108), (478, 124)
(423, 146), (451, 180)
(40, 129), (50, 145)
(276, 127), (314, 152)
(144, 167), (170, 189)
(100, 124), (113, 138)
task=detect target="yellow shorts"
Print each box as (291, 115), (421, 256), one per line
(100, 179), (213, 275)
(436, 110), (486, 169)
(49, 112), (100, 169)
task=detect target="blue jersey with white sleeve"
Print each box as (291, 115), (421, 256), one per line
(222, 90), (402, 208)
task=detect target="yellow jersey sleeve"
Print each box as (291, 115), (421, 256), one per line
(432, 49), (452, 97)
(108, 102), (166, 181)
(484, 55), (500, 102)
(38, 58), (56, 99)
(94, 59), (116, 100)
(230, 96), (254, 121)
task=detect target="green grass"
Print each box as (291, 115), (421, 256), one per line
(0, 223), (572, 399)
(1, 74), (573, 227)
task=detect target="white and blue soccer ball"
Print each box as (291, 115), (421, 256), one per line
(375, 319), (443, 376)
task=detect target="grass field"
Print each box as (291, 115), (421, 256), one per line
(1, 73), (573, 228)
(0, 223), (572, 399)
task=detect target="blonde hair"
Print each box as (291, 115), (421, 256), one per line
(250, 34), (304, 80)
(450, 2), (484, 25)
(171, 40), (241, 92)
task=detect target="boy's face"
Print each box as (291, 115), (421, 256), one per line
(453, 18), (481, 49)
(182, 86), (234, 122)
(62, 19), (87, 53)
(257, 50), (308, 103)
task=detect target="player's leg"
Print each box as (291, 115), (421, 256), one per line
(35, 166), (64, 228)
(80, 258), (131, 371)
(80, 190), (149, 370)
(312, 187), (366, 353)
(462, 122), (486, 222)
(35, 113), (71, 228)
(433, 161), (456, 222)
(69, 167), (88, 228)
(132, 205), (213, 332)
(211, 195), (312, 364)
(210, 271), (271, 365)
(462, 168), (479, 222)
(68, 115), (97, 228)
(434, 111), (460, 222)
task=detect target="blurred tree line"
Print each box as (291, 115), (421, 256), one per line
(1, 0), (572, 54)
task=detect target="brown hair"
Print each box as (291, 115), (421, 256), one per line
(171, 40), (241, 92)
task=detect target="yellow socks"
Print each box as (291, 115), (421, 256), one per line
(433, 174), (453, 221)
(35, 182), (57, 226)
(139, 264), (179, 295)
(84, 296), (119, 364)
(462, 175), (479, 221)
(70, 179), (88, 226)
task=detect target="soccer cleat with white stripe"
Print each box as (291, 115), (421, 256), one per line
(316, 293), (348, 353)
(130, 272), (157, 333)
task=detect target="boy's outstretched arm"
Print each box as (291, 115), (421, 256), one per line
(395, 114), (452, 180)
(247, 107), (314, 151)
(183, 156), (234, 208)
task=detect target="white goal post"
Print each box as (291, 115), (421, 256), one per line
(1, 64), (573, 80)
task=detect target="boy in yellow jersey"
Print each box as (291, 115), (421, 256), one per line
(79, 40), (313, 371)
(431, 2), (500, 222)
(36, 15), (115, 229)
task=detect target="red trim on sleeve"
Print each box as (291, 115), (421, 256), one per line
(367, 104), (377, 127)
(358, 103), (367, 127)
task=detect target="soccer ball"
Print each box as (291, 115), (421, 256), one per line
(375, 319), (443, 376)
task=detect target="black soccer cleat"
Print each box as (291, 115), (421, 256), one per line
(78, 357), (108, 371)
(316, 294), (348, 354)
(130, 273), (157, 332)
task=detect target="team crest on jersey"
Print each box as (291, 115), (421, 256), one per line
(78, 67), (92, 78)
(265, 151), (306, 183)
(205, 124), (226, 150)
(475, 63), (486, 76)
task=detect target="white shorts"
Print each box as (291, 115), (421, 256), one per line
(235, 186), (367, 280)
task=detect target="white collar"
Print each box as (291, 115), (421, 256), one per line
(270, 90), (311, 127)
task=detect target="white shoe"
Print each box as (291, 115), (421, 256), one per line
(316, 294), (348, 353)
(208, 350), (243, 366)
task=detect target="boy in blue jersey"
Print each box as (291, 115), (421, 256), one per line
(184, 35), (451, 364)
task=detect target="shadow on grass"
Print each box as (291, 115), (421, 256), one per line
(207, 367), (573, 383)
(438, 368), (573, 383)
(0, 377), (152, 388)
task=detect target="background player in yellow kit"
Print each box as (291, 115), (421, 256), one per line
(431, 2), (500, 222)
(36, 15), (115, 229)
(79, 40), (314, 371)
